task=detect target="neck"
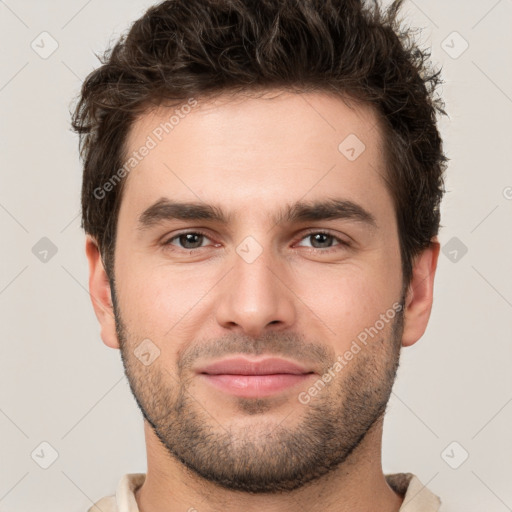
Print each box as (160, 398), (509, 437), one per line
(135, 418), (404, 512)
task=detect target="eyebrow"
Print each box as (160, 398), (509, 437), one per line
(137, 197), (377, 231)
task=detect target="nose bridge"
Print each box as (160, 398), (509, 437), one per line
(234, 235), (278, 299)
(215, 233), (296, 336)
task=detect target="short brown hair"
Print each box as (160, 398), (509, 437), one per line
(72, 0), (447, 286)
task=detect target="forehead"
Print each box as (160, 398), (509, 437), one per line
(120, 90), (392, 227)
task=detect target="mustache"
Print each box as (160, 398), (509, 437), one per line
(176, 331), (335, 374)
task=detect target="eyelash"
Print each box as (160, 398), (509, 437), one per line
(162, 229), (351, 255)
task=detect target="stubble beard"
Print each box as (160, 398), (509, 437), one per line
(113, 284), (404, 494)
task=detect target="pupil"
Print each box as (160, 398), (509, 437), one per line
(182, 233), (202, 248)
(312, 233), (330, 248)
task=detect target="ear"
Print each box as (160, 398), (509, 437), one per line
(401, 237), (440, 347)
(85, 235), (120, 349)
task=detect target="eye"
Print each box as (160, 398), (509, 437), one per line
(162, 229), (350, 254)
(295, 231), (350, 253)
(164, 230), (214, 250)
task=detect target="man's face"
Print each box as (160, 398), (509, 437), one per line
(111, 91), (405, 492)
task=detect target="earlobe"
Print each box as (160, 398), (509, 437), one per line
(401, 238), (440, 347)
(85, 235), (120, 349)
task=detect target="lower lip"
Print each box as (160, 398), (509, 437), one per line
(201, 374), (314, 398)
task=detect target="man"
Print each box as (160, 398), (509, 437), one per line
(73, 0), (447, 510)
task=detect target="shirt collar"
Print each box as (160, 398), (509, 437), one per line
(107, 472), (441, 512)
(386, 473), (441, 511)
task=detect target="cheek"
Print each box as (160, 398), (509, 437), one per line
(293, 262), (400, 348)
(115, 256), (216, 340)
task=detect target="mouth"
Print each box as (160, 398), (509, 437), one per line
(196, 356), (316, 398)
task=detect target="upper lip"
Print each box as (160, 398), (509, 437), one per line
(197, 357), (314, 375)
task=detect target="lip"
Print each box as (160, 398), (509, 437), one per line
(197, 357), (315, 398)
(197, 357), (312, 375)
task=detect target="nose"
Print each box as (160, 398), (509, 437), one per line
(215, 241), (297, 338)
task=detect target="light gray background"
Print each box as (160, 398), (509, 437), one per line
(1, 0), (511, 510)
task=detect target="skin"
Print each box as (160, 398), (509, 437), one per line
(86, 90), (439, 512)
